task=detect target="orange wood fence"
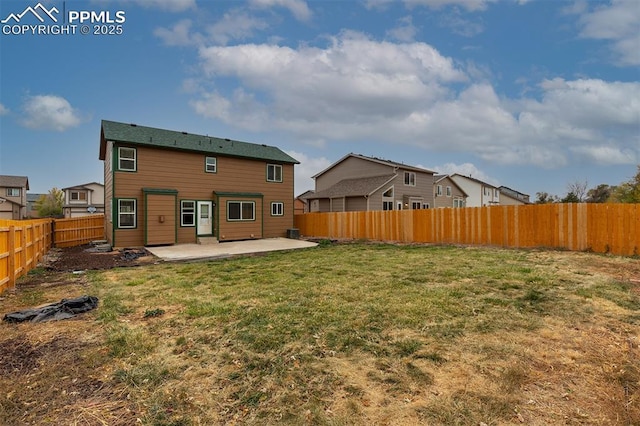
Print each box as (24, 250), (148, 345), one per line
(0, 215), (105, 294)
(294, 203), (640, 256)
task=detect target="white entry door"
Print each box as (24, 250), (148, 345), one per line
(197, 201), (213, 235)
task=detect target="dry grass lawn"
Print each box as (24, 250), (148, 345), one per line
(0, 242), (638, 425)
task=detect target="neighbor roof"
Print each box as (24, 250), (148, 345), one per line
(62, 182), (104, 191)
(0, 175), (29, 190)
(312, 153), (434, 179)
(99, 120), (298, 164)
(307, 174), (396, 199)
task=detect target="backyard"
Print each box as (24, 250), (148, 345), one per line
(0, 242), (638, 425)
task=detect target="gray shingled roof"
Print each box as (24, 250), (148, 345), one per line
(0, 175), (29, 189)
(308, 174), (396, 199)
(100, 120), (298, 164)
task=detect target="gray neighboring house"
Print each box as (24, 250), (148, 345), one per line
(450, 174), (501, 207)
(307, 153), (435, 212)
(0, 175), (29, 220)
(26, 193), (46, 218)
(433, 175), (468, 208)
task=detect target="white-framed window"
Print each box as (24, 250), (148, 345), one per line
(6, 188), (20, 197)
(271, 202), (284, 216)
(118, 147), (137, 171)
(382, 186), (394, 211)
(382, 201), (393, 211)
(404, 171), (416, 186)
(454, 198), (465, 208)
(267, 164), (283, 182)
(446, 186), (452, 197)
(411, 201), (422, 209)
(205, 157), (217, 173)
(436, 185), (442, 196)
(70, 191), (87, 201)
(228, 201), (255, 221)
(494, 189), (500, 198)
(117, 199), (136, 228)
(422, 203), (430, 209)
(181, 200), (195, 226)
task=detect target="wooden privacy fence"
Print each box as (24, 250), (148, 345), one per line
(0, 215), (105, 294)
(294, 203), (640, 256)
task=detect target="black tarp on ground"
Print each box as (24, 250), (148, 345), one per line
(2, 295), (99, 323)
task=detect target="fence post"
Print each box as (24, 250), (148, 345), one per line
(51, 219), (56, 248)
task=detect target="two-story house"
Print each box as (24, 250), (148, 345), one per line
(62, 182), (105, 218)
(0, 175), (29, 220)
(498, 186), (530, 206)
(450, 174), (501, 207)
(307, 153), (435, 212)
(99, 120), (299, 247)
(433, 175), (468, 208)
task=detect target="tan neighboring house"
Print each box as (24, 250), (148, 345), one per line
(0, 175), (29, 220)
(498, 186), (530, 206)
(62, 182), (105, 218)
(307, 153), (435, 212)
(433, 175), (468, 208)
(99, 120), (299, 247)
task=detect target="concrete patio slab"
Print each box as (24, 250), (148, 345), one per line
(145, 238), (318, 262)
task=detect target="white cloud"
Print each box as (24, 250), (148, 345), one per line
(405, 0), (497, 12)
(207, 10), (269, 45)
(21, 95), (82, 131)
(154, 19), (200, 46)
(249, 0), (312, 21)
(577, 0), (640, 66)
(438, 12), (484, 37)
(387, 16), (418, 42)
(286, 151), (333, 193)
(0, 103), (8, 115)
(186, 31), (638, 169)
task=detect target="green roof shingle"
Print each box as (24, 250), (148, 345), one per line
(100, 120), (298, 164)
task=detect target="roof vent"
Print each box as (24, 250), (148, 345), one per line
(262, 144), (267, 147)
(182, 131), (188, 135)
(224, 138), (231, 141)
(130, 123), (137, 127)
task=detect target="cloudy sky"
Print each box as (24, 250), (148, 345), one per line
(0, 0), (638, 198)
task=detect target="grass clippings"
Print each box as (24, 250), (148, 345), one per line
(0, 243), (638, 425)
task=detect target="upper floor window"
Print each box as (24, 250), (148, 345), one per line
(436, 185), (442, 196)
(446, 186), (452, 197)
(118, 147), (137, 171)
(70, 191), (87, 201)
(6, 188), (20, 197)
(205, 157), (217, 173)
(404, 172), (416, 186)
(267, 164), (283, 182)
(494, 189), (499, 198)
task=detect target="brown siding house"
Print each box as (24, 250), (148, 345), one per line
(433, 175), (468, 208)
(99, 120), (299, 247)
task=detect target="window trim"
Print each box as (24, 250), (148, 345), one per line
(70, 191), (87, 201)
(205, 157), (217, 173)
(266, 164), (283, 183)
(404, 171), (416, 187)
(436, 185), (442, 196)
(446, 186), (452, 197)
(271, 201), (284, 216)
(6, 188), (20, 197)
(117, 198), (137, 229)
(118, 147), (137, 172)
(180, 200), (196, 227)
(227, 201), (256, 221)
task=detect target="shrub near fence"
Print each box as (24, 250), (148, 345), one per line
(0, 215), (105, 294)
(294, 203), (640, 256)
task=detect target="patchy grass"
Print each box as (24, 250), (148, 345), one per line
(0, 243), (638, 425)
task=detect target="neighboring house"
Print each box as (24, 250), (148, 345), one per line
(307, 153), (435, 212)
(450, 174), (501, 207)
(499, 186), (530, 206)
(433, 175), (468, 208)
(295, 190), (314, 214)
(62, 182), (105, 217)
(26, 193), (46, 218)
(99, 120), (299, 247)
(0, 175), (29, 220)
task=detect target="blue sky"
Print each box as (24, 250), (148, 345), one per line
(0, 0), (638, 199)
